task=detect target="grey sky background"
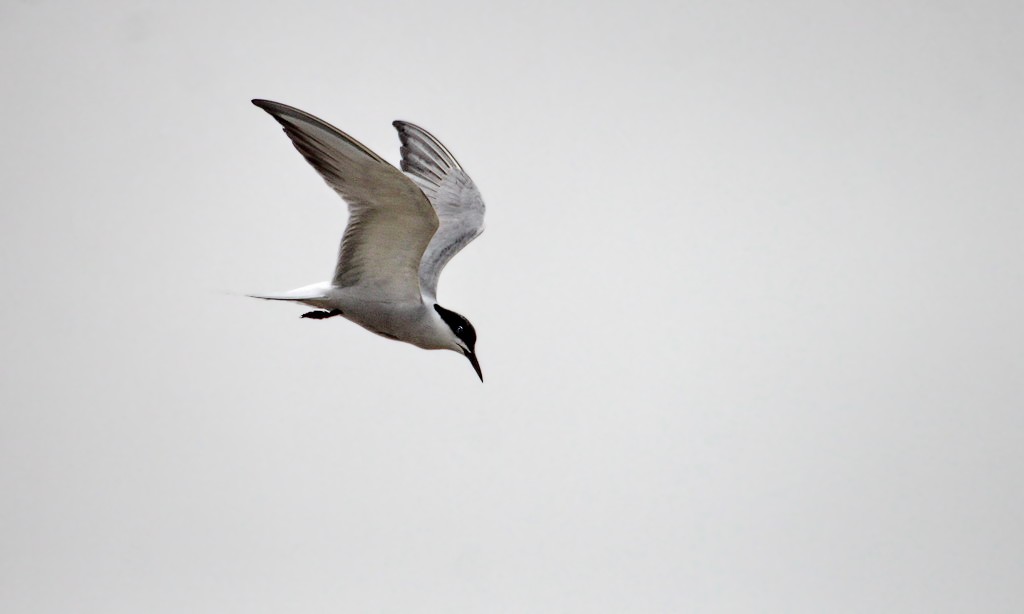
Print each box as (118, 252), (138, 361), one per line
(1, 0), (1022, 612)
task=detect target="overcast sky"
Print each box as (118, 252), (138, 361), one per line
(1, 1), (1022, 612)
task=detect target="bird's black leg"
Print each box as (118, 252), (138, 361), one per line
(301, 309), (343, 320)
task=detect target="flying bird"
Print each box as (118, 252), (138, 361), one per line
(250, 100), (486, 381)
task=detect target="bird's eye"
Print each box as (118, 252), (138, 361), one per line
(456, 326), (464, 334)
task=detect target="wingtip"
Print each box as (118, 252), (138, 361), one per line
(252, 99), (296, 117)
(251, 99), (302, 128)
(252, 98), (278, 111)
(393, 120), (428, 133)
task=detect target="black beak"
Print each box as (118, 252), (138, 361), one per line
(463, 349), (483, 382)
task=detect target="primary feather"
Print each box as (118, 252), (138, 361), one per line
(393, 121), (485, 301)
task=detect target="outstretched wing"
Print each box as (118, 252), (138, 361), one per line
(253, 100), (439, 303)
(393, 121), (485, 301)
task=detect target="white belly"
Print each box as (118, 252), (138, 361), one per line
(311, 289), (449, 350)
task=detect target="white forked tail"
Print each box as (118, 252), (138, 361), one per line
(248, 281), (331, 301)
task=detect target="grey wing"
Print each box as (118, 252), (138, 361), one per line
(393, 120), (485, 301)
(254, 100), (439, 303)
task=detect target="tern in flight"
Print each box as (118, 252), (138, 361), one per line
(250, 100), (486, 381)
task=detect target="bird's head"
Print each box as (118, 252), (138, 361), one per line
(433, 304), (482, 382)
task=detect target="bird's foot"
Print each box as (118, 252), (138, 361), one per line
(301, 309), (343, 320)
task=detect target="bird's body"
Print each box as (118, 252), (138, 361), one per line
(259, 282), (456, 349)
(250, 99), (485, 380)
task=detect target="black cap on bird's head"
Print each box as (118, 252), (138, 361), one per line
(434, 304), (482, 381)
